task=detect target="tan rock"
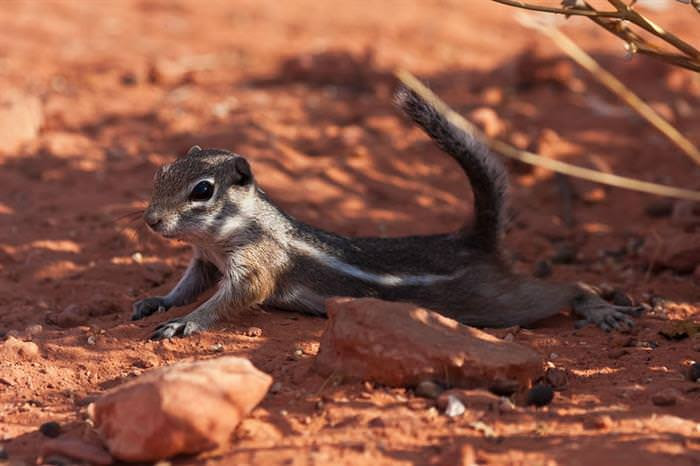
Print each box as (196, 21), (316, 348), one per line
(1, 336), (40, 361)
(0, 89), (42, 154)
(314, 298), (543, 390)
(88, 356), (272, 462)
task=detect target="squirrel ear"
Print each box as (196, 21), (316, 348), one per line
(233, 157), (252, 185)
(186, 145), (202, 156)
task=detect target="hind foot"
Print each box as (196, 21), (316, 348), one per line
(572, 293), (644, 332)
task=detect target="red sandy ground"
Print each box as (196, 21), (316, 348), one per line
(1, 1), (700, 464)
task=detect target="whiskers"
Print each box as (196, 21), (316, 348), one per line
(108, 209), (149, 242)
(110, 209), (145, 225)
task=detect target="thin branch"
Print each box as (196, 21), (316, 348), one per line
(516, 14), (700, 165)
(491, 0), (620, 18)
(396, 69), (700, 202)
(491, 0), (700, 73)
(606, 0), (700, 60)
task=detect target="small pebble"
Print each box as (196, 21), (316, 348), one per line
(533, 260), (552, 278)
(243, 326), (263, 337)
(269, 382), (282, 394)
(368, 417), (385, 428)
(86, 335), (96, 346)
(209, 343), (224, 352)
(414, 380), (443, 400)
(651, 388), (681, 406)
(688, 362), (700, 382)
(498, 397), (516, 412)
(444, 395), (465, 418)
(293, 349), (303, 358)
(39, 421), (62, 438)
(526, 384), (554, 407)
(131, 252), (143, 264)
(583, 414), (613, 429)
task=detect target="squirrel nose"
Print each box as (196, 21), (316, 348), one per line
(144, 212), (162, 230)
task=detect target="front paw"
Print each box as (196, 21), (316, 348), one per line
(131, 297), (170, 321)
(149, 318), (204, 340)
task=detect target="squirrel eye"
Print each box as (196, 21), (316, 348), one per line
(189, 180), (214, 201)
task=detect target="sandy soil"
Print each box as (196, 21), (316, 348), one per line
(1, 1), (700, 464)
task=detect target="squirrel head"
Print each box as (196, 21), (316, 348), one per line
(143, 145), (256, 242)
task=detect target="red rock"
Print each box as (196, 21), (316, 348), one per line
(314, 298), (543, 390)
(651, 388), (682, 407)
(1, 336), (40, 361)
(39, 438), (113, 465)
(640, 232), (700, 273)
(0, 89), (42, 155)
(88, 356), (272, 462)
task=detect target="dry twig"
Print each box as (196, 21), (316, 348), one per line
(396, 69), (700, 202)
(492, 0), (700, 72)
(516, 14), (700, 165)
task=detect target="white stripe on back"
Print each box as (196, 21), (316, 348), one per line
(288, 238), (459, 286)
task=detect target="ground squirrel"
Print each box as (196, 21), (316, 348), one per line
(132, 87), (642, 339)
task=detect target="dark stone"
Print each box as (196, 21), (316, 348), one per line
(533, 260), (552, 278)
(526, 384), (554, 407)
(39, 421), (62, 438)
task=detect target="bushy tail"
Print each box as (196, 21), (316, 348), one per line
(395, 87), (508, 252)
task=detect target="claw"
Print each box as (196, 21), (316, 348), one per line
(132, 297), (170, 321)
(149, 318), (202, 340)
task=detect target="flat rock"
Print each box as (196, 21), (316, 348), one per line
(314, 298), (543, 390)
(0, 89), (42, 154)
(88, 356), (272, 462)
